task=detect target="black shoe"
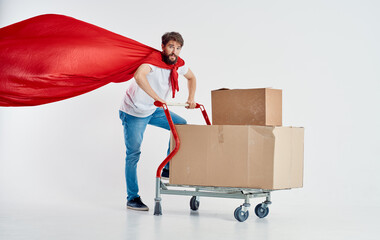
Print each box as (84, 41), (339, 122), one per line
(161, 168), (169, 179)
(127, 197), (149, 211)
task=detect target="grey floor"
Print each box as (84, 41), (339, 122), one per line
(1, 193), (378, 240)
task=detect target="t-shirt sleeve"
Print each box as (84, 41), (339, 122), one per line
(146, 64), (156, 73)
(178, 64), (189, 76)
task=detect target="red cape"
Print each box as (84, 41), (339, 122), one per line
(0, 14), (184, 106)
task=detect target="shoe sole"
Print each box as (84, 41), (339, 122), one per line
(161, 176), (169, 180)
(127, 205), (149, 211)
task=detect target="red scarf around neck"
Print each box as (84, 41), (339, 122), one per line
(143, 51), (184, 98)
(0, 14), (184, 107)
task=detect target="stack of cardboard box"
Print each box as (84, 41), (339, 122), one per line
(169, 88), (304, 190)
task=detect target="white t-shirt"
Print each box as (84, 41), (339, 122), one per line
(120, 64), (189, 117)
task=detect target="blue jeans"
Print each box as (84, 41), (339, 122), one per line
(119, 108), (187, 201)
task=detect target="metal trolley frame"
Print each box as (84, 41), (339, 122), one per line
(153, 101), (273, 222)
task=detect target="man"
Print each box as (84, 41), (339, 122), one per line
(119, 32), (197, 211)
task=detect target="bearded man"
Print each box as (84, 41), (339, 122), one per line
(119, 32), (197, 211)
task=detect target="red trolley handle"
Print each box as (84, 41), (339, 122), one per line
(154, 101), (211, 178)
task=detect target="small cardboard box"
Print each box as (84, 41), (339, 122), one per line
(169, 125), (304, 190)
(211, 88), (282, 126)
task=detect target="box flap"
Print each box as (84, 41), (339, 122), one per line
(211, 88), (230, 92)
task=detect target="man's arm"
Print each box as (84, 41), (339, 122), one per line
(184, 68), (197, 109)
(134, 64), (166, 104)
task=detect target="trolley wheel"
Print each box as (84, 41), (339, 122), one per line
(190, 196), (200, 211)
(254, 203), (269, 218)
(234, 206), (249, 222)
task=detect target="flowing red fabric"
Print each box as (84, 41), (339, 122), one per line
(0, 14), (184, 107)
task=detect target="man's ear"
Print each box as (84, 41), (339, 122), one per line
(161, 43), (164, 50)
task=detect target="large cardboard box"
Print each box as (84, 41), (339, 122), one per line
(211, 88), (282, 126)
(169, 125), (304, 190)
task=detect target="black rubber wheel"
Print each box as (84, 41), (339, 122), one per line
(234, 206), (240, 219)
(190, 196), (200, 211)
(234, 206), (249, 222)
(254, 203), (269, 218)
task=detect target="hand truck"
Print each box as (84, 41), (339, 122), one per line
(153, 101), (273, 222)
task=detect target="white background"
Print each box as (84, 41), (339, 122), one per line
(0, 0), (379, 239)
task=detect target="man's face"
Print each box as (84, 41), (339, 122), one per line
(161, 40), (182, 65)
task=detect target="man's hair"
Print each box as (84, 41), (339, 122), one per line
(162, 32), (184, 47)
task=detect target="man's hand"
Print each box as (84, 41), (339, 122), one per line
(186, 99), (196, 109)
(155, 97), (166, 105)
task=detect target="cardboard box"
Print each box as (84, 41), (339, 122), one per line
(169, 125), (304, 190)
(211, 88), (282, 126)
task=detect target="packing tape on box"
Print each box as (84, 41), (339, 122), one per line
(218, 125), (224, 143)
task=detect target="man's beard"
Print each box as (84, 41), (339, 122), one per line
(162, 53), (178, 65)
